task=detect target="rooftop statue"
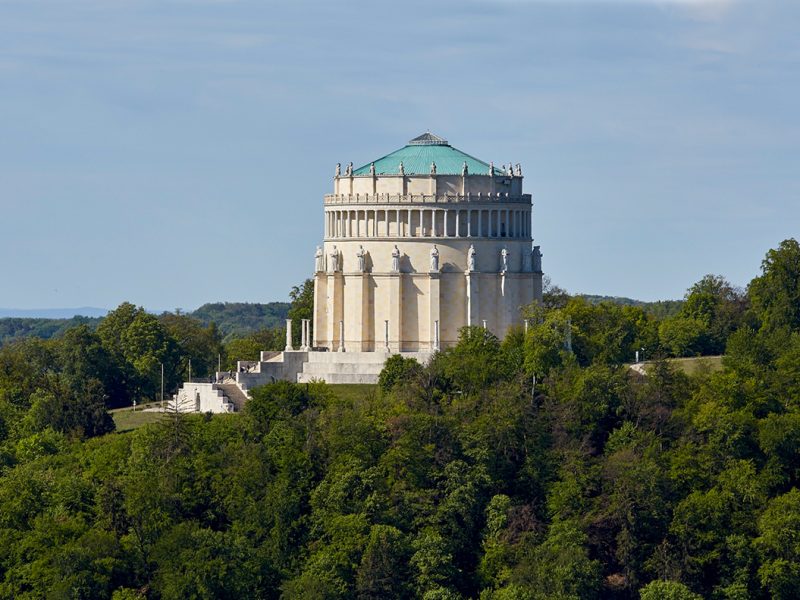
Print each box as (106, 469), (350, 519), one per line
(369, 163), (376, 176)
(398, 161), (405, 175)
(489, 161), (494, 175)
(462, 161), (468, 176)
(335, 163), (341, 177)
(515, 163), (522, 176)
(430, 161), (437, 175)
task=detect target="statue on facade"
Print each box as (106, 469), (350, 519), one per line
(335, 163), (341, 177)
(391, 245), (400, 273)
(329, 245), (339, 273)
(501, 247), (509, 272)
(356, 245), (366, 272)
(430, 245), (439, 272)
(315, 246), (324, 273)
(522, 245), (532, 272)
(468, 244), (476, 272)
(532, 245), (542, 272)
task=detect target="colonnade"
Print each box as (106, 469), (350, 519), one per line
(324, 207), (531, 239)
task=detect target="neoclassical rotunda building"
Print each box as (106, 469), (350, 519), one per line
(173, 133), (544, 411)
(313, 133), (543, 353)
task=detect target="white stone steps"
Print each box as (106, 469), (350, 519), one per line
(296, 372), (381, 384)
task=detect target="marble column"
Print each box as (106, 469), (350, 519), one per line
(285, 318), (293, 352)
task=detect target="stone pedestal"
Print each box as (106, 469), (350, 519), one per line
(466, 271), (480, 327)
(428, 272), (441, 351)
(348, 273), (371, 351)
(326, 272), (344, 351)
(312, 273), (325, 347)
(387, 273), (402, 352)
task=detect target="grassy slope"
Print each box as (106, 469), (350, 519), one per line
(631, 356), (724, 376)
(109, 384), (380, 432)
(666, 355), (724, 375)
(110, 406), (167, 432)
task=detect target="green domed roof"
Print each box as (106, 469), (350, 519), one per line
(352, 133), (504, 176)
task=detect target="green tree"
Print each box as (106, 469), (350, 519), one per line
(523, 307), (573, 377)
(24, 378), (114, 438)
(378, 354), (423, 393)
(509, 520), (601, 600)
(223, 327), (285, 369)
(160, 313), (224, 379)
(288, 279), (314, 347)
(658, 315), (706, 357)
(356, 525), (412, 599)
(639, 580), (702, 600)
(755, 488), (800, 599)
(681, 275), (748, 354)
(98, 303), (180, 401)
(749, 239), (800, 332)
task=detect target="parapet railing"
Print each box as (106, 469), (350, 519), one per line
(323, 193), (532, 205)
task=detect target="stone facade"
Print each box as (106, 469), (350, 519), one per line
(313, 134), (543, 352)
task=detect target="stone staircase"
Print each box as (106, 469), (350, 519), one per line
(296, 351), (433, 384)
(175, 351), (436, 413)
(216, 383), (250, 412)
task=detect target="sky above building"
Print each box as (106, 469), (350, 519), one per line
(1, 0), (798, 311)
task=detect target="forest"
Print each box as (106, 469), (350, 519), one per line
(0, 239), (798, 599)
(0, 301), (290, 347)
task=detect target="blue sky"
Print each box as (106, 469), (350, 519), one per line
(1, 0), (797, 310)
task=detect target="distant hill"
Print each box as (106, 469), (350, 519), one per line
(0, 307), (108, 318)
(190, 302), (291, 340)
(0, 316), (103, 345)
(0, 302), (291, 346)
(578, 294), (684, 319)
